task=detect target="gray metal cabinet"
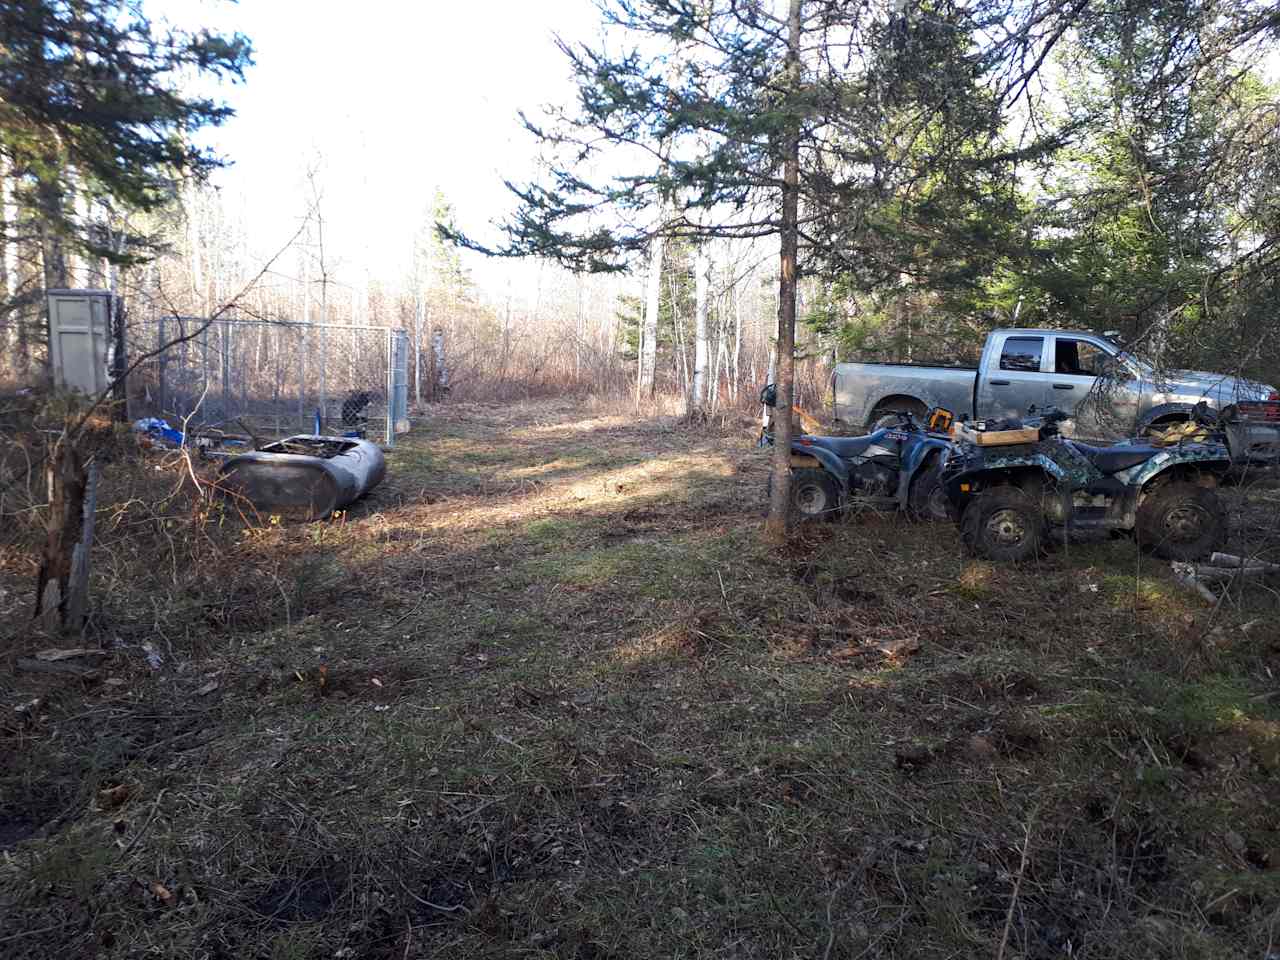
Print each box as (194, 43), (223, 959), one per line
(47, 290), (114, 395)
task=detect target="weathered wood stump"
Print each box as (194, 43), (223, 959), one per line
(34, 437), (98, 638)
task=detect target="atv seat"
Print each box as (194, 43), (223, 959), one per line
(1067, 441), (1163, 475)
(799, 435), (876, 458)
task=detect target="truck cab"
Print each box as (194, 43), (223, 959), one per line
(975, 329), (1140, 437)
(833, 327), (1278, 461)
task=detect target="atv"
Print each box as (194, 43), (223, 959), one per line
(759, 384), (957, 522)
(941, 406), (1232, 562)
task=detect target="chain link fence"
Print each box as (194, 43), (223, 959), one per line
(126, 318), (410, 445)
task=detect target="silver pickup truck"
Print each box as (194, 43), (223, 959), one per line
(832, 328), (1280, 462)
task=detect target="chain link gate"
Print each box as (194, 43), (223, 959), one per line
(127, 318), (411, 446)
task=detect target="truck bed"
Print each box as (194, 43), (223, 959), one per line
(833, 361), (978, 426)
(845, 360), (977, 370)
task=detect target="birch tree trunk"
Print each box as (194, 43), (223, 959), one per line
(414, 298), (423, 405)
(732, 283), (743, 402)
(689, 243), (711, 420)
(640, 233), (663, 398)
(431, 327), (449, 400)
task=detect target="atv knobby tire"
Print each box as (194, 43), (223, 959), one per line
(768, 467), (841, 523)
(909, 460), (954, 522)
(1136, 482), (1227, 560)
(961, 486), (1044, 562)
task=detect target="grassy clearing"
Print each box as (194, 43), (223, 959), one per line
(2, 398), (1279, 958)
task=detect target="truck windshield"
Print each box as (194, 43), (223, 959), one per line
(1116, 348), (1154, 376)
(1092, 335), (1153, 377)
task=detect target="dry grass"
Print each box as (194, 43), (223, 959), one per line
(2, 397), (1279, 959)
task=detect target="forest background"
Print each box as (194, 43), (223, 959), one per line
(1, 0), (1278, 418)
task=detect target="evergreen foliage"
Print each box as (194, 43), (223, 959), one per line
(0, 0), (252, 266)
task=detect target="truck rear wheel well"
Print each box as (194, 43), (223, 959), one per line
(1139, 403), (1204, 434)
(867, 395), (927, 430)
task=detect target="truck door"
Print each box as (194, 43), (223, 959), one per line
(977, 334), (1048, 420)
(1047, 335), (1141, 439)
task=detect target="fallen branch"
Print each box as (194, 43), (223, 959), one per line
(1192, 565), (1279, 582)
(1208, 552), (1280, 573)
(997, 811), (1037, 960)
(16, 657), (102, 680)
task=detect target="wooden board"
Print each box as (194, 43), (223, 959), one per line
(955, 425), (1040, 446)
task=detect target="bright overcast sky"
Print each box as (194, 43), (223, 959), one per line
(160, 1), (1280, 298)
(161, 0), (602, 288)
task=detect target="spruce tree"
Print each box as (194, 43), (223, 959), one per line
(454, 0), (1047, 538)
(0, 1), (252, 274)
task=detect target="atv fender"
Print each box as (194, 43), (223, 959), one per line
(789, 441), (851, 491)
(944, 455), (1065, 515)
(1120, 447), (1231, 490)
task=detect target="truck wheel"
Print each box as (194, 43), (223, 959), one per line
(961, 487), (1044, 562)
(908, 461), (955, 522)
(1136, 483), (1227, 560)
(768, 468), (841, 522)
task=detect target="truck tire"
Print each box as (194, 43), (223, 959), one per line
(768, 468), (841, 523)
(961, 486), (1044, 562)
(908, 459), (955, 522)
(1136, 482), (1227, 560)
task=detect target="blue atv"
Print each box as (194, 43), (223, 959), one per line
(941, 406), (1232, 562)
(759, 384), (957, 522)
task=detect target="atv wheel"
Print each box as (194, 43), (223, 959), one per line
(1136, 482), (1227, 560)
(961, 487), (1044, 562)
(768, 467), (841, 522)
(908, 461), (955, 522)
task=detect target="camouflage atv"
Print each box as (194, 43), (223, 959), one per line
(941, 408), (1232, 562)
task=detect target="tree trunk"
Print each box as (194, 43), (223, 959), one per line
(689, 243), (711, 419)
(0, 163), (11, 368)
(414, 298), (424, 405)
(765, 0), (803, 543)
(39, 180), (68, 292)
(35, 437), (97, 639)
(640, 233), (663, 398)
(431, 327), (449, 401)
(732, 282), (743, 402)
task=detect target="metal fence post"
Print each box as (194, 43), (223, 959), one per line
(221, 320), (231, 422)
(318, 325), (327, 431)
(385, 328), (395, 448)
(274, 325), (282, 437)
(299, 324), (307, 428)
(200, 322), (209, 419)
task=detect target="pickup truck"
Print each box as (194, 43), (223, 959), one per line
(832, 328), (1280, 463)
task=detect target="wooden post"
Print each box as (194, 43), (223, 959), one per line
(64, 460), (98, 632)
